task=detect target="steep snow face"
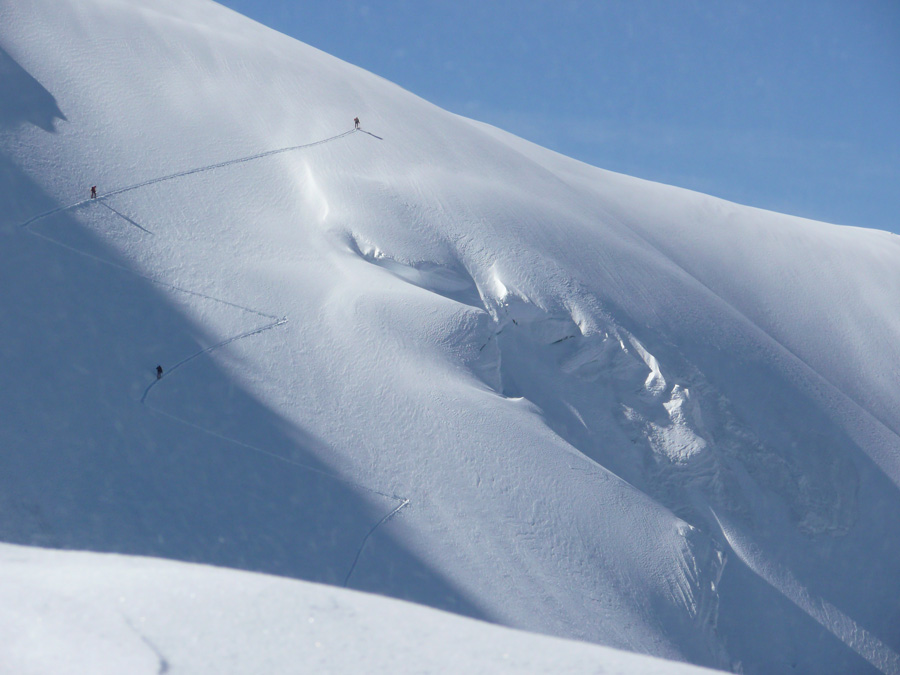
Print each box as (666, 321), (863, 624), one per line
(1, 1), (899, 674)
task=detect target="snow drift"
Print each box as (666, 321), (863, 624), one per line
(1, 1), (898, 673)
(0, 543), (725, 675)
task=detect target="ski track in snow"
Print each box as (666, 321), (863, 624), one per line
(142, 405), (406, 503)
(342, 498), (411, 587)
(16, 126), (409, 585)
(17, 128), (359, 229)
(23, 228), (281, 321)
(711, 509), (900, 675)
(98, 200), (154, 235)
(123, 614), (171, 675)
(139, 318), (289, 404)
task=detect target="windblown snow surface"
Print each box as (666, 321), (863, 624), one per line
(1, 1), (899, 673)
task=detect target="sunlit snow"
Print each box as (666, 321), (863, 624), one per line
(1, 1), (899, 673)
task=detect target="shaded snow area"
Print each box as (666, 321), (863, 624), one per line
(0, 544), (725, 675)
(1, 0), (899, 673)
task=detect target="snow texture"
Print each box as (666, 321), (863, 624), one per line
(0, 543), (725, 675)
(1, 1), (899, 673)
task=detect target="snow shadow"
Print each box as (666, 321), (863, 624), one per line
(479, 285), (900, 673)
(0, 47), (66, 132)
(607, 301), (900, 673)
(347, 235), (485, 310)
(0, 156), (486, 622)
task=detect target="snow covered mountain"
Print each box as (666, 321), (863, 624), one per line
(1, 1), (898, 673)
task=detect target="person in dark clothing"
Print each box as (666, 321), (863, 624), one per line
(156, 365), (163, 380)
(90, 186), (97, 199)
(354, 117), (360, 129)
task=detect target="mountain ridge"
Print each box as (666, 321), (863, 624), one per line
(2, 1), (899, 673)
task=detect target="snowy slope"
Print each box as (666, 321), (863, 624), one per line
(0, 543), (725, 675)
(1, 1), (899, 674)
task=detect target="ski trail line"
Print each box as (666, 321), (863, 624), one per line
(710, 509), (900, 675)
(122, 614), (171, 675)
(19, 125), (410, 581)
(99, 200), (154, 235)
(25, 229), (279, 320)
(343, 498), (411, 588)
(140, 317), (288, 403)
(143, 404), (406, 503)
(18, 128), (359, 230)
(142, 310), (411, 561)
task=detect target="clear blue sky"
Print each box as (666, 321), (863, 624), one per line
(217, 0), (899, 233)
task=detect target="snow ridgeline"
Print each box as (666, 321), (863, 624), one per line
(0, 544), (724, 675)
(2, 0), (900, 673)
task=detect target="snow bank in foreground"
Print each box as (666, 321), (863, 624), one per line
(0, 544), (720, 675)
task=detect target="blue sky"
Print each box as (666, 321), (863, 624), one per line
(217, 1), (899, 233)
